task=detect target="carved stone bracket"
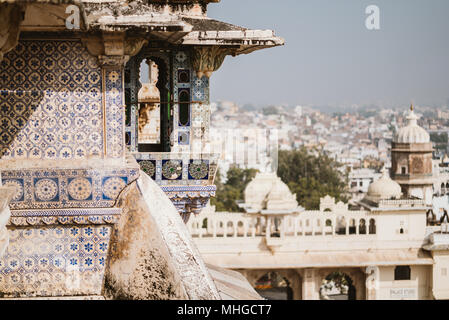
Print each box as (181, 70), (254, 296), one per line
(82, 32), (148, 66)
(191, 46), (233, 78)
(0, 3), (25, 62)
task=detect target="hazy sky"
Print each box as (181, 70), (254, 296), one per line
(207, 0), (449, 108)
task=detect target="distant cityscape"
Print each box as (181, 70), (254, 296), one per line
(212, 102), (446, 171)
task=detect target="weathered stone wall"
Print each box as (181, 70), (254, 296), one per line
(104, 171), (220, 300)
(104, 181), (187, 299)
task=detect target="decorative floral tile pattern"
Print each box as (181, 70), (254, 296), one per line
(137, 160), (156, 179)
(0, 40), (104, 160)
(188, 160), (209, 180)
(0, 225), (111, 297)
(134, 153), (216, 185)
(104, 68), (125, 159)
(1, 168), (138, 210)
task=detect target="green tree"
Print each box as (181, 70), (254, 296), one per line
(430, 132), (448, 152)
(430, 132), (448, 144)
(211, 166), (258, 212)
(277, 148), (348, 210)
(262, 105), (279, 116)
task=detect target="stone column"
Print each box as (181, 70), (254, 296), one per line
(302, 269), (320, 300)
(212, 221), (217, 238)
(291, 270), (303, 300)
(266, 217), (271, 239)
(365, 266), (380, 300)
(355, 269), (366, 300)
(280, 217), (285, 238)
(82, 33), (147, 160)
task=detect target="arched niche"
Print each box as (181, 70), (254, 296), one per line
(125, 49), (171, 152)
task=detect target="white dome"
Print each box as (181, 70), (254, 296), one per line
(244, 173), (277, 210)
(267, 178), (292, 201)
(394, 106), (430, 143)
(365, 168), (402, 201)
(244, 172), (298, 212)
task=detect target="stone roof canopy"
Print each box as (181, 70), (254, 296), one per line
(1, 0), (284, 62)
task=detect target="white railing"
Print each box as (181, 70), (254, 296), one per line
(188, 209), (378, 239)
(378, 199), (426, 207)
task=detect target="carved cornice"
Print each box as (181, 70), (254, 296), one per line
(7, 208), (122, 227)
(191, 46), (232, 78)
(0, 3), (25, 62)
(82, 32), (148, 66)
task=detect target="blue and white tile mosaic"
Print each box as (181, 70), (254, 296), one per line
(1, 167), (138, 210)
(134, 153), (217, 186)
(0, 40), (105, 160)
(0, 225), (111, 297)
(104, 68), (125, 159)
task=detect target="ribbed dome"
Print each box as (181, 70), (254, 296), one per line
(394, 106), (429, 143)
(267, 178), (292, 200)
(244, 172), (298, 212)
(366, 168), (402, 201)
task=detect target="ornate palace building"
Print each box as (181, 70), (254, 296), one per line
(0, 0), (283, 299)
(189, 108), (449, 300)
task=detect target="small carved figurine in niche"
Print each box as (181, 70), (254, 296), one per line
(138, 59), (161, 144)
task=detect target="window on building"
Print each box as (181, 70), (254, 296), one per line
(178, 88), (190, 126)
(394, 266), (411, 280)
(138, 59), (162, 146)
(349, 219), (356, 234)
(351, 181), (357, 188)
(401, 166), (407, 174)
(369, 219), (376, 234)
(126, 54), (170, 153)
(359, 219), (366, 234)
(336, 216), (346, 235)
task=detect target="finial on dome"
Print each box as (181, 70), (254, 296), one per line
(410, 103), (414, 112)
